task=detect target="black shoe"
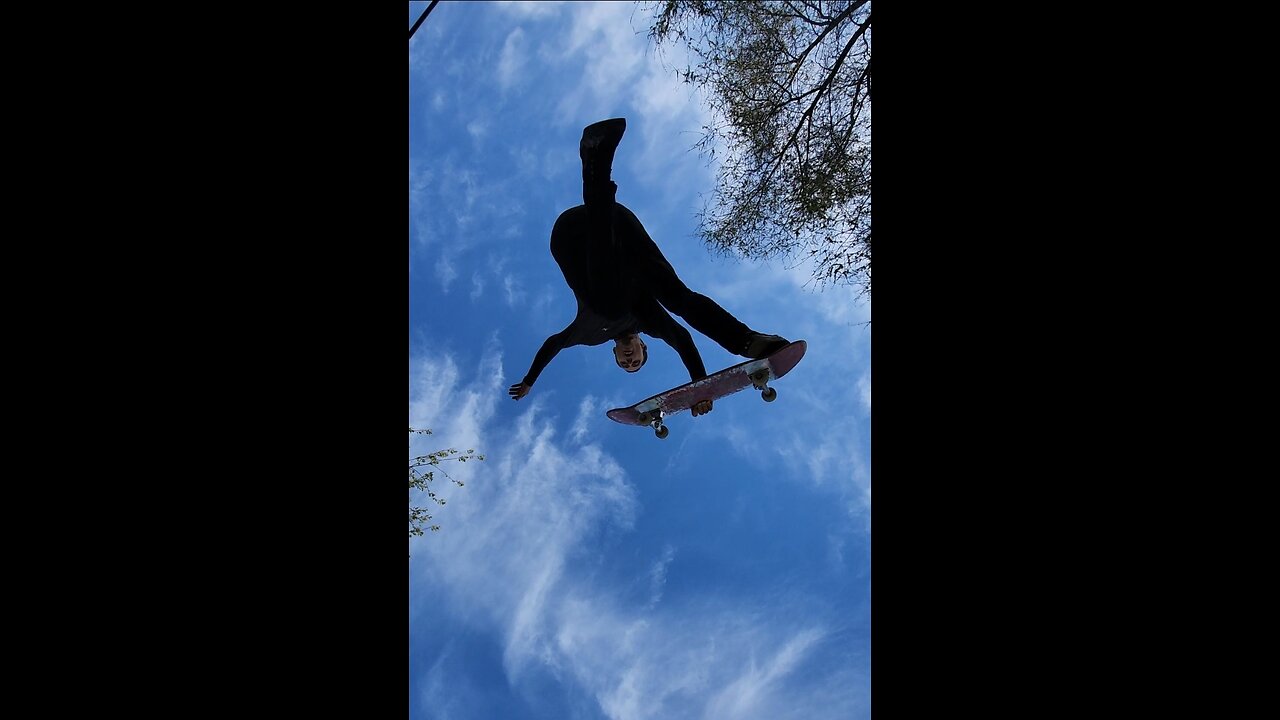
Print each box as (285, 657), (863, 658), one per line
(580, 118), (627, 189)
(743, 332), (790, 359)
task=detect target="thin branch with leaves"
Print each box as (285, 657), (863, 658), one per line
(409, 427), (484, 537)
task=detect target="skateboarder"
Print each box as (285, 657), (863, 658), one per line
(508, 118), (789, 417)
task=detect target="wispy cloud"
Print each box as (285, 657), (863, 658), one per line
(429, 159), (480, 231)
(436, 253), (458, 293)
(419, 641), (467, 720)
(627, 42), (718, 200)
(409, 161), (431, 216)
(513, 145), (540, 177)
(570, 395), (597, 445)
(827, 532), (847, 570)
(410, 343), (635, 677)
(552, 602), (845, 720)
(553, 2), (648, 125)
(542, 147), (571, 182)
(857, 367), (871, 412)
(498, 27), (527, 92)
(779, 413), (871, 530)
(408, 155), (439, 251)
(647, 544), (675, 608)
(494, 0), (565, 19)
(409, 346), (867, 719)
(503, 273), (527, 308)
(703, 627), (825, 720)
(466, 119), (489, 145)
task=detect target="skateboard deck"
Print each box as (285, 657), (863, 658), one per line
(606, 340), (807, 438)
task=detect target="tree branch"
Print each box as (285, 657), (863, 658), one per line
(782, 1), (860, 89)
(763, 13), (868, 193)
(409, 0), (441, 41)
(781, 1), (824, 27)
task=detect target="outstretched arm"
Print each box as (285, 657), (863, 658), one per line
(665, 323), (707, 383)
(510, 327), (572, 400)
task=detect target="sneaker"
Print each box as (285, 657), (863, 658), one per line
(743, 332), (790, 359)
(580, 118), (627, 187)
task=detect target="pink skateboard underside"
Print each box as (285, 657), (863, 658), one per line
(606, 340), (807, 426)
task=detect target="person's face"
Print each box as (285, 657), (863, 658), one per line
(613, 334), (645, 373)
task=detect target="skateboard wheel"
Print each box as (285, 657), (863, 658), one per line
(655, 425), (669, 439)
(761, 387), (777, 402)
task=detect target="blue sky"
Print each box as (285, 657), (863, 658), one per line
(409, 2), (871, 718)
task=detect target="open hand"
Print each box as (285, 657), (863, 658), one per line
(508, 382), (531, 400)
(691, 399), (713, 417)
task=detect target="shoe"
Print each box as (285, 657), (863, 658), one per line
(580, 118), (627, 189)
(743, 332), (790, 359)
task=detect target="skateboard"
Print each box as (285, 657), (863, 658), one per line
(606, 340), (807, 439)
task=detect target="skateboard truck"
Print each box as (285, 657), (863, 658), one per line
(638, 409), (669, 439)
(750, 369), (778, 402)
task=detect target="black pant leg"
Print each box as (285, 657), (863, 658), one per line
(638, 254), (752, 356)
(580, 185), (632, 319)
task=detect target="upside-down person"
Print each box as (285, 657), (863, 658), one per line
(508, 118), (789, 417)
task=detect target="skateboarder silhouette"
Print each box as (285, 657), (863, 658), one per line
(508, 118), (789, 417)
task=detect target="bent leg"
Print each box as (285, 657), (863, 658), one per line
(649, 270), (788, 359)
(647, 268), (753, 356)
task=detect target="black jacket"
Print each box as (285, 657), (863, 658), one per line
(520, 204), (706, 387)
